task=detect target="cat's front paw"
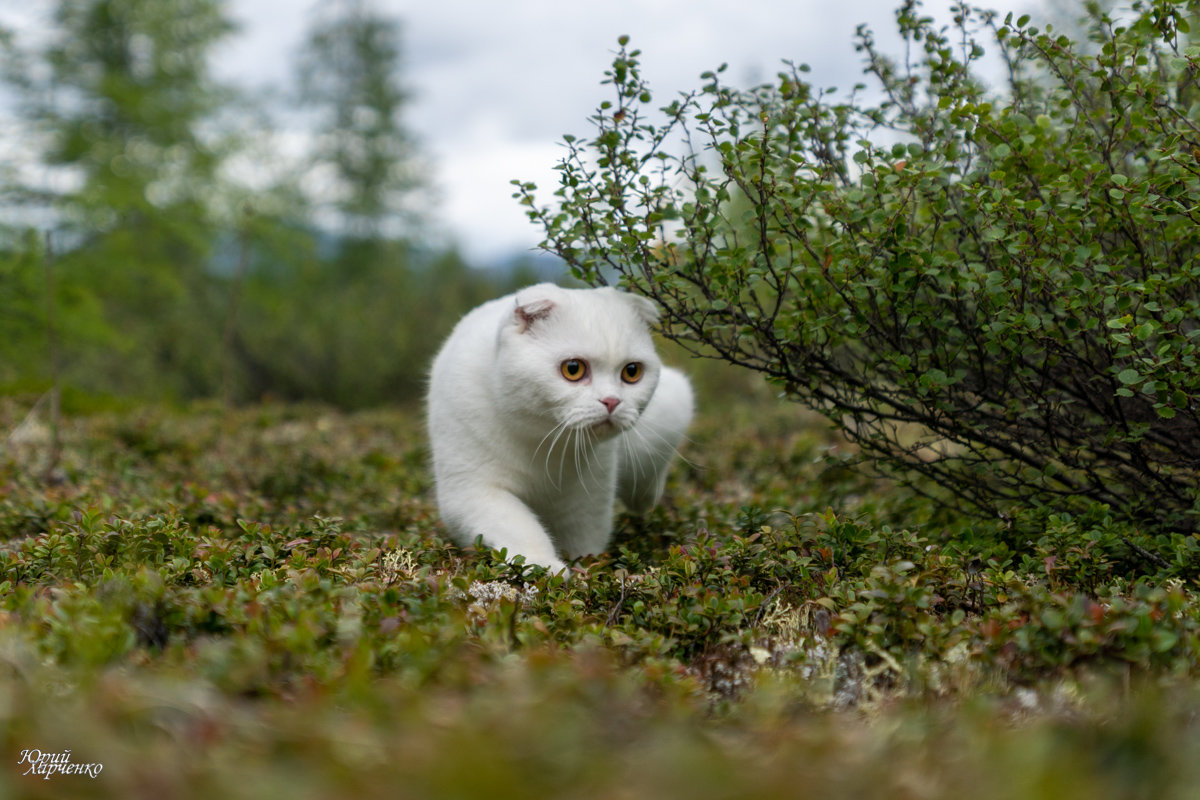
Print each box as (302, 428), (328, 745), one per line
(494, 544), (568, 577)
(535, 556), (570, 577)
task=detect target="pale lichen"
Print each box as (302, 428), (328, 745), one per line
(379, 549), (418, 585)
(455, 580), (540, 624)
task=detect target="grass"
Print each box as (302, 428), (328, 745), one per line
(1, 380), (1199, 799)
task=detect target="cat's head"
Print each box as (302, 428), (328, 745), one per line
(496, 283), (663, 437)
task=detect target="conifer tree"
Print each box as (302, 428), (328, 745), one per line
(7, 0), (235, 398)
(298, 0), (426, 243)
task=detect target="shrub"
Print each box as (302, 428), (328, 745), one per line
(518, 1), (1200, 556)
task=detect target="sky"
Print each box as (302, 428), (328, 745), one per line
(1, 0), (1036, 266)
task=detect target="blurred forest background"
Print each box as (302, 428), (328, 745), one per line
(0, 0), (544, 411)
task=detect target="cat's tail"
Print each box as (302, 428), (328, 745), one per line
(616, 366), (694, 514)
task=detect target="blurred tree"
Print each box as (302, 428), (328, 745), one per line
(1, 0), (535, 410)
(3, 0), (235, 400)
(0, 234), (50, 390)
(221, 0), (491, 409)
(234, 244), (518, 408)
(298, 0), (427, 243)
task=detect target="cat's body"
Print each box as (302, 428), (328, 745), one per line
(427, 283), (693, 572)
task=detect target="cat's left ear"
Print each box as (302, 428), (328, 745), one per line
(514, 297), (556, 334)
(623, 292), (661, 327)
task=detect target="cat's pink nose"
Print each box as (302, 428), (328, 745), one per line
(600, 396), (621, 414)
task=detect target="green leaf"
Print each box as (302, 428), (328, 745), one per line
(1117, 368), (1140, 385)
(1151, 630), (1179, 653)
(1040, 608), (1065, 629)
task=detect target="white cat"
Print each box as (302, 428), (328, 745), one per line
(427, 282), (694, 573)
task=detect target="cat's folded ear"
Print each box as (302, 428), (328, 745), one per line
(623, 292), (661, 327)
(513, 292), (557, 334)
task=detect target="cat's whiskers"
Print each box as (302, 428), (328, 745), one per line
(549, 411), (594, 491)
(534, 417), (574, 490)
(629, 421), (701, 472)
(548, 412), (609, 497)
(573, 427), (587, 493)
(618, 429), (647, 494)
(561, 423), (592, 488)
(578, 424), (602, 493)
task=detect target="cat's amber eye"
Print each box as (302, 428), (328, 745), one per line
(561, 359), (588, 382)
(621, 362), (644, 384)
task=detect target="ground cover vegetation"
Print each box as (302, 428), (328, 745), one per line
(1, 374), (1199, 797)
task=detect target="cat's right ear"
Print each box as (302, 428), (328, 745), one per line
(514, 297), (556, 334)
(624, 293), (661, 327)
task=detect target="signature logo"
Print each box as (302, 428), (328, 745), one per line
(17, 750), (103, 780)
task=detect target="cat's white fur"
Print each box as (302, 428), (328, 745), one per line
(427, 283), (693, 572)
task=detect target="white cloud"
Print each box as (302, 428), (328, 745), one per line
(436, 133), (563, 260)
